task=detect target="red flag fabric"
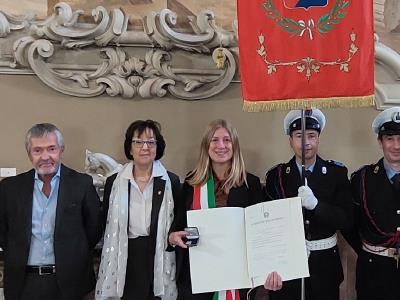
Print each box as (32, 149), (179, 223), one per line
(237, 0), (375, 111)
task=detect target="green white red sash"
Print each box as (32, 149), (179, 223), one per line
(211, 289), (240, 300)
(192, 176), (241, 300)
(193, 175), (216, 210)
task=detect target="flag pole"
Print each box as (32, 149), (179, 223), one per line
(300, 108), (306, 300)
(301, 109), (306, 185)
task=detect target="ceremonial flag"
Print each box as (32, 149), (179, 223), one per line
(237, 0), (375, 111)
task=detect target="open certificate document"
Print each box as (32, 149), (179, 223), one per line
(187, 197), (309, 294)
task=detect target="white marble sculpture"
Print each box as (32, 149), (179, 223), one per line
(84, 149), (123, 198)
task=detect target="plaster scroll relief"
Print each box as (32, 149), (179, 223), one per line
(0, 2), (237, 100)
(373, 0), (400, 109)
(374, 34), (400, 110)
(383, 0), (400, 32)
(375, 0), (400, 32)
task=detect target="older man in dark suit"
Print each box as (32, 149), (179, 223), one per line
(0, 123), (102, 300)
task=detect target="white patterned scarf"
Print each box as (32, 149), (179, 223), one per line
(95, 161), (177, 300)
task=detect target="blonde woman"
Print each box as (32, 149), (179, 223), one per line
(169, 119), (282, 300)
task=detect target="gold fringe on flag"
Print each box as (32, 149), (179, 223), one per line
(243, 95), (375, 112)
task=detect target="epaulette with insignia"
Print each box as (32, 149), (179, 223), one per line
(365, 163), (380, 174)
(327, 160), (345, 167)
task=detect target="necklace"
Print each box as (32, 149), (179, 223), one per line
(135, 176), (150, 183)
(132, 165), (151, 183)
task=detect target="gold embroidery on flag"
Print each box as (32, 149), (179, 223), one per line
(262, 0), (350, 40)
(243, 95), (374, 112)
(257, 32), (358, 80)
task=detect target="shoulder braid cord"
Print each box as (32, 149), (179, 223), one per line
(360, 168), (400, 250)
(277, 164), (286, 199)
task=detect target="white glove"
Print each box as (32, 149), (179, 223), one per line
(298, 185), (318, 210)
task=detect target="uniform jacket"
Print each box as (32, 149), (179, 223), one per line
(346, 158), (400, 253)
(264, 156), (353, 300)
(0, 164), (102, 300)
(264, 156), (353, 240)
(343, 158), (400, 300)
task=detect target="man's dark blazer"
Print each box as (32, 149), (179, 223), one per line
(176, 172), (263, 300)
(0, 164), (102, 300)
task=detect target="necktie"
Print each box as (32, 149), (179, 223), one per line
(42, 180), (51, 198)
(304, 169), (312, 180)
(391, 173), (400, 191)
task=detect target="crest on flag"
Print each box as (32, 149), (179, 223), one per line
(284, 0), (329, 10)
(264, 0), (349, 38)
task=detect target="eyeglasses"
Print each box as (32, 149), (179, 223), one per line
(131, 139), (157, 148)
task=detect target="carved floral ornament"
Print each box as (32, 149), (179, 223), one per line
(0, 1), (399, 107)
(0, 2), (237, 100)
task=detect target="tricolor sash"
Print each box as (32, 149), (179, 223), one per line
(192, 176), (241, 300)
(212, 289), (240, 300)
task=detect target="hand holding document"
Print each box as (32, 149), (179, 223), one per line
(187, 197), (309, 294)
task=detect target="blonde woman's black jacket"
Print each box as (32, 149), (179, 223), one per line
(175, 172), (263, 300)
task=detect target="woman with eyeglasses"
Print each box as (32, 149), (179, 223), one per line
(169, 119), (282, 300)
(96, 120), (181, 300)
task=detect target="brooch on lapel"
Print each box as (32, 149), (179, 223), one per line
(374, 165), (379, 174)
(286, 166), (291, 174)
(322, 166), (327, 174)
